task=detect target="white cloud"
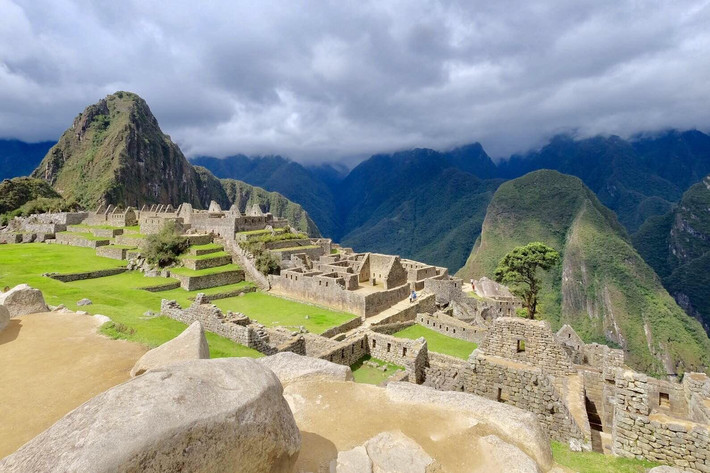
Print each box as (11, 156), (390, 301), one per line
(1, 0), (709, 162)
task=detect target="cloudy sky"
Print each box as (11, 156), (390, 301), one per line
(1, 0), (709, 164)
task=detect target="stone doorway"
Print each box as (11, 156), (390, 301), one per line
(585, 395), (604, 453)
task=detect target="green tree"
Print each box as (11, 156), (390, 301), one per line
(143, 221), (188, 268)
(494, 242), (561, 319)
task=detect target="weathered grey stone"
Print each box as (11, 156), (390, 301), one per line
(649, 467), (690, 473)
(478, 435), (541, 473)
(0, 284), (48, 316)
(0, 358), (301, 473)
(364, 431), (435, 473)
(76, 298), (92, 306)
(130, 321), (210, 377)
(0, 304), (10, 332)
(93, 314), (111, 325)
(258, 352), (353, 385)
(336, 445), (373, 473)
(384, 382), (553, 470)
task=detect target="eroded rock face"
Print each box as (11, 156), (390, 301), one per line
(336, 431), (437, 473)
(258, 352), (354, 385)
(0, 305), (10, 332)
(0, 284), (48, 316)
(130, 320), (209, 377)
(0, 358), (301, 473)
(478, 435), (541, 473)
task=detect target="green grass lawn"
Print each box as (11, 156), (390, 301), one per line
(179, 251), (230, 261)
(0, 244), (260, 358)
(190, 243), (224, 251)
(351, 355), (404, 385)
(393, 324), (477, 359)
(551, 442), (659, 473)
(213, 292), (355, 334)
(57, 231), (110, 241)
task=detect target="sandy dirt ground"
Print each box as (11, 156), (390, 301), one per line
(0, 312), (147, 458)
(285, 379), (500, 473)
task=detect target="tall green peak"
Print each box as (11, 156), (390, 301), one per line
(32, 91), (204, 209)
(457, 169), (710, 376)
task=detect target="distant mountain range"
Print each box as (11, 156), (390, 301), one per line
(3, 93), (710, 353)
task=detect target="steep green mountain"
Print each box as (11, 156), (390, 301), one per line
(0, 140), (55, 181)
(498, 134), (710, 232)
(634, 175), (710, 332)
(191, 154), (338, 237)
(457, 170), (710, 376)
(0, 177), (62, 215)
(32, 91), (208, 209)
(220, 178), (320, 236)
(26, 92), (318, 236)
(337, 148), (501, 269)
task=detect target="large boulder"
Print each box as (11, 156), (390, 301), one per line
(0, 284), (48, 316)
(336, 431), (436, 473)
(478, 435), (541, 473)
(0, 304), (9, 332)
(0, 358), (301, 473)
(258, 352), (353, 385)
(384, 382), (553, 470)
(130, 320), (210, 377)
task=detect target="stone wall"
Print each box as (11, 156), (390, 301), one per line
(55, 233), (110, 249)
(113, 235), (145, 247)
(46, 267), (127, 282)
(183, 254), (232, 271)
(370, 293), (437, 325)
(362, 284), (411, 317)
(96, 246), (131, 260)
(224, 238), (271, 290)
(423, 352), (467, 392)
(480, 317), (576, 377)
(415, 311), (483, 343)
(465, 354), (587, 444)
(368, 332), (428, 383)
(0, 233), (22, 244)
(424, 277), (463, 305)
(161, 298), (278, 355)
(320, 316), (363, 338)
(685, 373), (710, 424)
(172, 269), (244, 291)
(612, 370), (710, 472)
(319, 335), (369, 367)
(369, 254), (408, 289)
(370, 321), (416, 335)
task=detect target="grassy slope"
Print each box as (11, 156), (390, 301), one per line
(457, 170), (710, 375)
(393, 324), (478, 359)
(0, 244), (354, 354)
(350, 355), (404, 385)
(551, 442), (658, 473)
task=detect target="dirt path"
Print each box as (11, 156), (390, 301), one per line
(0, 312), (147, 458)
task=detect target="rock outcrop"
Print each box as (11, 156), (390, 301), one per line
(258, 352), (353, 385)
(0, 284), (48, 316)
(384, 382), (553, 470)
(478, 435), (541, 473)
(337, 431), (436, 473)
(130, 321), (210, 377)
(0, 304), (10, 332)
(0, 358), (301, 473)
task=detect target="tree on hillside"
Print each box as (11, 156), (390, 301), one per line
(143, 221), (188, 268)
(494, 242), (560, 319)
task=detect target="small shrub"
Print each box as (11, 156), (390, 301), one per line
(255, 251), (280, 275)
(143, 221), (188, 268)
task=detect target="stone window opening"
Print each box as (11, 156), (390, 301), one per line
(453, 329), (456, 334)
(516, 339), (526, 353)
(568, 333), (571, 339)
(360, 340), (364, 349)
(659, 392), (670, 409)
(351, 346), (355, 354)
(446, 327), (449, 332)
(387, 343), (391, 353)
(341, 349), (345, 359)
(372, 339), (376, 348)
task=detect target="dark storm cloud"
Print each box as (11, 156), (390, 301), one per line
(1, 0), (709, 163)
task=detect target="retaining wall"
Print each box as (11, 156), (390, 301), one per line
(46, 267), (127, 282)
(173, 269), (244, 291)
